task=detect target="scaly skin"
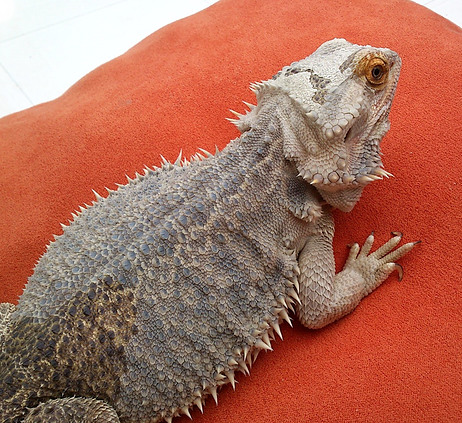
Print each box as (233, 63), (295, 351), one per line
(0, 39), (417, 422)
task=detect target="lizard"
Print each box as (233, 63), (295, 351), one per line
(0, 38), (418, 422)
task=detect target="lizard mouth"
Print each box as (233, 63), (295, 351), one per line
(344, 127), (353, 142)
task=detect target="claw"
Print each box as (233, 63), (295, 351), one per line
(391, 231), (403, 238)
(394, 263), (404, 281)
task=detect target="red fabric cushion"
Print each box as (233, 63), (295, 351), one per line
(1, 0), (461, 421)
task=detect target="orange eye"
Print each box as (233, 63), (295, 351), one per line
(355, 55), (390, 88)
(366, 58), (389, 86)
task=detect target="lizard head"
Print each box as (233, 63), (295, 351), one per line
(235, 38), (402, 212)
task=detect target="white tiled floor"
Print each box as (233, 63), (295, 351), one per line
(0, 0), (460, 118)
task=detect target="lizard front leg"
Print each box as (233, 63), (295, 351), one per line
(296, 211), (418, 329)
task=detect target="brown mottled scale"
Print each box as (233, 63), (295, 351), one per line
(1, 39), (417, 422)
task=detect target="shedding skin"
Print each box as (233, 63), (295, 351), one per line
(0, 39), (418, 422)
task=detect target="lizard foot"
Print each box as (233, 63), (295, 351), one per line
(344, 232), (420, 294)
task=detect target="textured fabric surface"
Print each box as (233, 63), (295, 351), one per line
(0, 0), (461, 421)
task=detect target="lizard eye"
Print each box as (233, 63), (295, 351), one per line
(371, 65), (383, 79)
(365, 57), (389, 87)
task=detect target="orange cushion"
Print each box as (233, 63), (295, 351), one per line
(0, 0), (461, 421)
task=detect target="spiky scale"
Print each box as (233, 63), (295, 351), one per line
(262, 332), (271, 346)
(280, 309), (292, 326)
(181, 406), (192, 419)
(210, 386), (218, 405)
(272, 320), (283, 340)
(174, 150), (183, 166)
(243, 101), (256, 110)
(194, 398), (203, 413)
(254, 339), (270, 351)
(239, 360), (250, 376)
(198, 147), (213, 157)
(228, 358), (238, 367)
(229, 109), (243, 118)
(225, 371), (236, 390)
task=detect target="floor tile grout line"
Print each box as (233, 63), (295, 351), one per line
(0, 0), (131, 43)
(0, 62), (34, 106)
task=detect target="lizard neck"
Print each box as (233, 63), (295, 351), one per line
(220, 92), (308, 176)
(231, 90), (364, 213)
(214, 93), (323, 250)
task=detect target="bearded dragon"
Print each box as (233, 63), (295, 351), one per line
(0, 38), (418, 422)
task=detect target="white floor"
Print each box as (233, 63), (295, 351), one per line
(0, 0), (460, 118)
